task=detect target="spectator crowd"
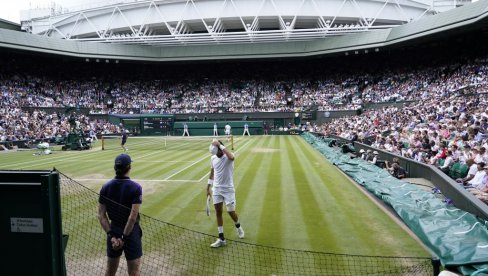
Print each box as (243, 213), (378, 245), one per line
(1, 47), (488, 183)
(319, 56), (488, 202)
(3, 50), (487, 115)
(0, 106), (120, 147)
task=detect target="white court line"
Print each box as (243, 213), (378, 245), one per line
(4, 149), (111, 169)
(165, 137), (254, 181)
(2, 148), (104, 168)
(478, 244), (488, 248)
(74, 178), (200, 183)
(1, 139), (148, 168)
(132, 149), (169, 160)
(163, 154), (211, 180)
(60, 160), (192, 163)
(4, 136), (241, 168)
(4, 143), (187, 169)
(198, 172), (211, 183)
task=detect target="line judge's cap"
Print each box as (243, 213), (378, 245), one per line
(115, 154), (132, 168)
(373, 151), (379, 155)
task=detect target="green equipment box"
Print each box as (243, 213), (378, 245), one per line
(0, 170), (66, 276)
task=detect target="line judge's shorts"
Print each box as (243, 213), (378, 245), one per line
(106, 224), (143, 261)
(212, 189), (236, 211)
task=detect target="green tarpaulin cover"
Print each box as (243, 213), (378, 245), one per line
(302, 133), (488, 275)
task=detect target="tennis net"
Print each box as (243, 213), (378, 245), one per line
(101, 135), (234, 151)
(59, 171), (436, 275)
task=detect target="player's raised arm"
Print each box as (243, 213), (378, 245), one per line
(222, 146), (234, 161)
(212, 139), (234, 160)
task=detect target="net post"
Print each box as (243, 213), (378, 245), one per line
(431, 257), (441, 276)
(231, 135), (234, 150)
(101, 136), (105, 150)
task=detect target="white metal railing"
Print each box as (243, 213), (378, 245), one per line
(62, 0), (140, 14)
(25, 0), (141, 19)
(72, 25), (395, 46)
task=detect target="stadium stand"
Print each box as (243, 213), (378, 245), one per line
(1, 4), (488, 273)
(0, 34), (486, 116)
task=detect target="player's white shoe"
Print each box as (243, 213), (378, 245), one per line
(210, 239), (226, 248)
(237, 227), (245, 239)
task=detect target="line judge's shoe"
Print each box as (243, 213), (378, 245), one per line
(210, 238), (226, 248)
(237, 227), (245, 239)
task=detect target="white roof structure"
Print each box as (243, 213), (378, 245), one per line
(18, 0), (463, 46)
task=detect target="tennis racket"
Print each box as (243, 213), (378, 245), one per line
(206, 195), (211, 216)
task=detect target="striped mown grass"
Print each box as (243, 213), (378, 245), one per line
(0, 135), (429, 258)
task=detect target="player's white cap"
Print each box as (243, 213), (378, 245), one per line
(209, 144), (218, 155)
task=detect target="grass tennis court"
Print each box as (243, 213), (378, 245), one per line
(0, 135), (430, 268)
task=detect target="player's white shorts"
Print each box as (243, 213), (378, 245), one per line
(212, 188), (236, 211)
(225, 130), (230, 135)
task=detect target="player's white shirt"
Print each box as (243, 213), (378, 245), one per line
(211, 154), (234, 192)
(225, 124), (231, 134)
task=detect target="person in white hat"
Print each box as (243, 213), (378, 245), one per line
(359, 149), (366, 160)
(369, 151), (379, 165)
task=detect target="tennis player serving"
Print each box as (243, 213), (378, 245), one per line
(207, 139), (245, 248)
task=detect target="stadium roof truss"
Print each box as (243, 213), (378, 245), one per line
(3, 0), (486, 61)
(22, 0), (436, 46)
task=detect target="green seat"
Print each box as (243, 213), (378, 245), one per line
(457, 164), (469, 179)
(437, 158), (445, 167)
(450, 163), (468, 179)
(449, 162), (460, 178)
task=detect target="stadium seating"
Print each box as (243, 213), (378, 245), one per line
(449, 163), (461, 179)
(455, 164), (470, 179)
